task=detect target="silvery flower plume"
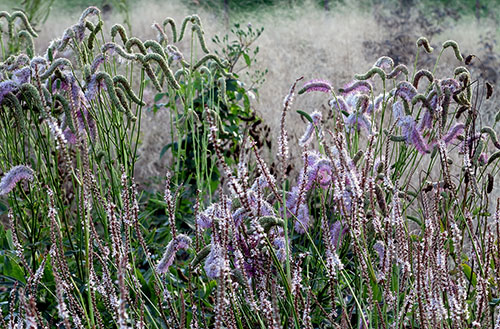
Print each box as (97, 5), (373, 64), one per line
(0, 165), (34, 196)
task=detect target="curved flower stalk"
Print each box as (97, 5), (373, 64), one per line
(374, 56), (394, 70)
(0, 11), (38, 38)
(299, 111), (322, 146)
(136, 53), (180, 90)
(416, 36), (433, 53)
(110, 24), (128, 44)
(162, 17), (177, 43)
(87, 71), (137, 121)
(354, 66), (386, 83)
(17, 30), (35, 58)
(298, 79), (332, 94)
(442, 40), (463, 62)
(0, 165), (34, 195)
(178, 14), (203, 42)
(192, 54), (231, 77)
(339, 80), (372, 95)
(156, 234), (191, 274)
(413, 69), (434, 88)
(386, 64), (408, 80)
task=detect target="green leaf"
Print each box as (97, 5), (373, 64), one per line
(243, 53), (251, 67)
(461, 263), (477, 286)
(4, 256), (26, 283)
(297, 110), (313, 123)
(154, 93), (165, 102)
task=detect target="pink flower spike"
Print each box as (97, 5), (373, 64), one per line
(0, 165), (34, 196)
(442, 123), (465, 145)
(298, 79), (332, 94)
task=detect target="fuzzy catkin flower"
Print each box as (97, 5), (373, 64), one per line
(298, 79), (332, 94)
(0, 80), (19, 103)
(156, 234), (191, 274)
(374, 56), (394, 69)
(442, 40), (463, 61)
(0, 165), (34, 195)
(442, 123), (465, 145)
(339, 80), (372, 95)
(299, 111), (322, 146)
(416, 36), (433, 53)
(395, 81), (417, 103)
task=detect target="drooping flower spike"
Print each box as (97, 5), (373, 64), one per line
(0, 165), (35, 196)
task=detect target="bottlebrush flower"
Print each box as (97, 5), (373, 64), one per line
(299, 111), (322, 147)
(340, 80), (372, 95)
(156, 234), (191, 274)
(345, 111), (372, 134)
(12, 67), (31, 85)
(298, 79), (332, 94)
(395, 81), (417, 103)
(294, 204), (311, 233)
(0, 165), (34, 196)
(0, 80), (19, 103)
(442, 123), (465, 145)
(204, 243), (225, 279)
(329, 96), (349, 113)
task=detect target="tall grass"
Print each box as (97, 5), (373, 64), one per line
(1, 4), (500, 329)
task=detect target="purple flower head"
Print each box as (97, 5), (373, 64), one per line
(273, 234), (287, 263)
(442, 123), (465, 145)
(395, 81), (417, 103)
(30, 56), (47, 70)
(0, 80), (19, 103)
(374, 56), (394, 70)
(298, 79), (332, 94)
(12, 67), (31, 85)
(367, 93), (386, 114)
(345, 111), (372, 134)
(85, 74), (107, 101)
(329, 96), (350, 113)
(0, 165), (34, 195)
(299, 111), (322, 147)
(419, 109), (433, 131)
(392, 101), (405, 122)
(166, 45), (184, 61)
(330, 221), (347, 251)
(197, 204), (218, 229)
(294, 204), (311, 234)
(90, 54), (107, 75)
(156, 234), (191, 274)
(340, 80), (372, 96)
(408, 123), (430, 154)
(316, 160), (333, 188)
(204, 243), (225, 279)
(440, 78), (460, 94)
(398, 115), (430, 154)
(373, 241), (385, 264)
(72, 23), (86, 43)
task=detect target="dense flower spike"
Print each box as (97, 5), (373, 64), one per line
(0, 165), (34, 195)
(298, 79), (332, 94)
(156, 234), (191, 274)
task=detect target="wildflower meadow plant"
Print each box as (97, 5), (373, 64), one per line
(1, 5), (500, 329)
